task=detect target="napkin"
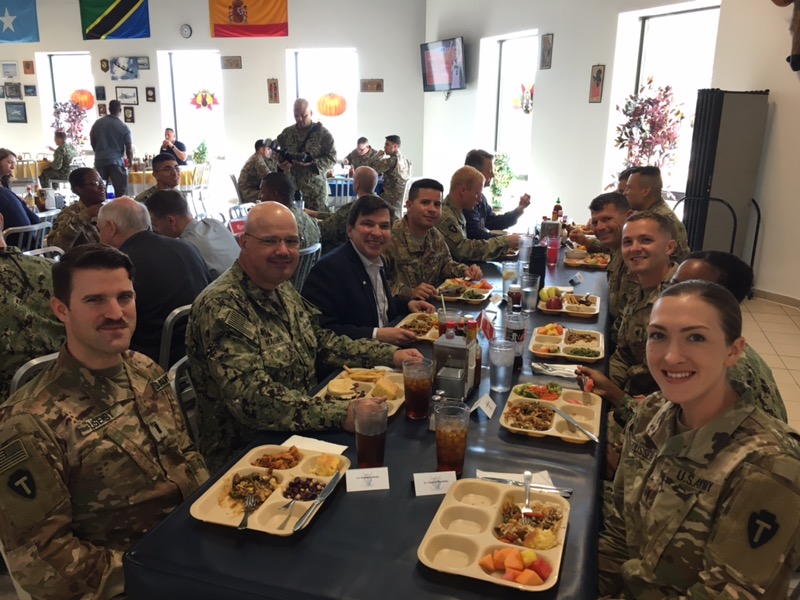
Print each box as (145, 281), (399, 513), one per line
(282, 435), (348, 455)
(475, 469), (554, 487)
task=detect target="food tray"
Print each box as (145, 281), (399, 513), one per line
(397, 312), (439, 342)
(432, 278), (494, 305)
(318, 369), (405, 417)
(189, 445), (350, 536)
(417, 479), (570, 592)
(537, 294), (600, 318)
(529, 324), (604, 363)
(499, 386), (602, 444)
(563, 252), (610, 270)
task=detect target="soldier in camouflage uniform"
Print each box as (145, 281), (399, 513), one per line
(134, 153), (182, 204)
(437, 166), (519, 262)
(366, 135), (411, 214)
(0, 217), (65, 403)
(46, 167), (104, 250)
(259, 172), (320, 248)
(319, 166), (379, 254)
(39, 131), (78, 188)
(186, 202), (422, 469)
(599, 282), (800, 598)
(0, 244), (208, 599)
(624, 165), (690, 261)
(343, 136), (378, 169)
(383, 178), (482, 299)
(275, 99), (337, 213)
(238, 138), (276, 203)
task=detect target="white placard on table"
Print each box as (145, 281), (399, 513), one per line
(345, 467), (390, 492)
(470, 394), (496, 418)
(413, 471), (457, 496)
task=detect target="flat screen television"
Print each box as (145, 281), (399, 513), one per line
(420, 36), (466, 92)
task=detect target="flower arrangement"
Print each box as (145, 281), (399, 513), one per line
(192, 140), (209, 164)
(51, 101), (88, 146)
(614, 77), (684, 171)
(490, 151), (514, 208)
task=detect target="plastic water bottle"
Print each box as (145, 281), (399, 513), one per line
(106, 181), (115, 200)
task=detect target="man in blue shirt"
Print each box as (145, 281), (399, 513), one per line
(89, 100), (133, 196)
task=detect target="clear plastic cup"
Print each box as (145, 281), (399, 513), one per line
(489, 339), (515, 392)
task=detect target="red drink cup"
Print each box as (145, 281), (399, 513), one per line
(353, 400), (389, 468)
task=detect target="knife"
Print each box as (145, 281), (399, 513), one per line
(550, 405), (600, 443)
(292, 470), (342, 532)
(477, 476), (572, 498)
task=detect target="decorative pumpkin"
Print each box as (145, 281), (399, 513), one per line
(70, 89), (95, 111)
(317, 93), (346, 117)
(771, 0), (800, 70)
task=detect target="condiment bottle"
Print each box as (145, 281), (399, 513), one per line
(445, 321), (456, 339)
(466, 320), (481, 388)
(24, 186), (35, 211)
(505, 307), (525, 372)
(552, 198), (562, 221)
(507, 284), (522, 310)
(429, 389), (447, 431)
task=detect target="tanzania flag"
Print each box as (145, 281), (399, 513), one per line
(210, 0), (288, 38)
(0, 0), (40, 44)
(80, 0), (150, 40)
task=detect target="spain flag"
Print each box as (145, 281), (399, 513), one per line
(80, 0), (150, 40)
(210, 0), (288, 38)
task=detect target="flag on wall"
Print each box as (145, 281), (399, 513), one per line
(80, 0), (151, 40)
(209, 0), (288, 38)
(0, 0), (40, 44)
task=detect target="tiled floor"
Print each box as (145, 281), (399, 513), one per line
(740, 297), (800, 432)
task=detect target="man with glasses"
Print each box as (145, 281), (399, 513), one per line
(134, 154), (182, 204)
(302, 195), (434, 345)
(187, 201), (423, 470)
(46, 167), (105, 251)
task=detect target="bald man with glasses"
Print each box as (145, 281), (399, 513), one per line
(134, 153), (183, 203)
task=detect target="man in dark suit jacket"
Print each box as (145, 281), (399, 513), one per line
(97, 197), (211, 363)
(302, 195), (433, 347)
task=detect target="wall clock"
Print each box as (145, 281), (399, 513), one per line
(180, 24), (192, 39)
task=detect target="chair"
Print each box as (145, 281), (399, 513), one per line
(3, 222), (52, 251)
(158, 304), (192, 370)
(14, 158), (38, 187)
(196, 211), (227, 224)
(230, 173), (245, 204)
(229, 203), (255, 220)
(399, 177), (422, 219)
(169, 356), (198, 443)
(9, 352), (59, 396)
(290, 242), (321, 292)
(185, 163), (211, 215)
(24, 246), (65, 260)
(35, 208), (61, 224)
(328, 177), (353, 209)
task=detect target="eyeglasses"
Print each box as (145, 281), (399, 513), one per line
(82, 179), (106, 188)
(244, 233), (303, 248)
(156, 166), (181, 173)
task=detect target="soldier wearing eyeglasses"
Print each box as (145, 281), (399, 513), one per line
(187, 201), (424, 470)
(134, 154), (182, 204)
(46, 167), (105, 251)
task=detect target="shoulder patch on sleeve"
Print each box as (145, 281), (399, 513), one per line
(151, 373), (170, 395)
(0, 439), (28, 475)
(224, 309), (258, 341)
(449, 224), (459, 234)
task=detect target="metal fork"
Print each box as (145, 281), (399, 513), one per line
(279, 498), (297, 512)
(520, 471), (534, 525)
(237, 494), (258, 530)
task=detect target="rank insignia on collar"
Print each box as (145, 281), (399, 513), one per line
(748, 510), (779, 548)
(7, 469), (36, 499)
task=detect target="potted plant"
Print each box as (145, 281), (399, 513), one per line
(192, 140), (208, 164)
(51, 101), (88, 146)
(614, 77), (684, 175)
(490, 151), (514, 209)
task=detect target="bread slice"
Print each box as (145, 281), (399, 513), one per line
(371, 376), (400, 401)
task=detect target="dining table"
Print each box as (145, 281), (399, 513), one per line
(127, 166), (194, 196)
(124, 249), (610, 599)
(15, 159), (49, 179)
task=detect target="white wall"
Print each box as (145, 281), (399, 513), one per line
(1, 0), (426, 173)
(424, 0), (798, 301)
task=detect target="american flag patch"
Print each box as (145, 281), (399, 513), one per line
(0, 440), (29, 475)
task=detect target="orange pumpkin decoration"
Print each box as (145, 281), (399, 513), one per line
(70, 89), (95, 111)
(317, 93), (346, 117)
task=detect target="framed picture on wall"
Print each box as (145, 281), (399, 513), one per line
(123, 106), (135, 123)
(540, 34), (554, 70)
(0, 86), (4, 99)
(221, 56), (242, 69)
(1, 62), (18, 79)
(267, 78), (279, 104)
(95, 86), (106, 101)
(146, 87), (156, 102)
(4, 82), (21, 99)
(116, 86), (138, 105)
(137, 56), (150, 70)
(98, 103), (107, 116)
(589, 64), (605, 103)
(24, 85), (36, 97)
(23, 61), (35, 75)
(6, 102), (27, 124)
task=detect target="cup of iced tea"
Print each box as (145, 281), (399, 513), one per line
(353, 399), (389, 468)
(403, 358), (433, 420)
(435, 401), (469, 475)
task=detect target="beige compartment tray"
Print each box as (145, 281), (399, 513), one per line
(396, 312), (439, 342)
(500, 387), (602, 444)
(563, 252), (610, 270)
(319, 369), (405, 417)
(432, 278), (494, 305)
(528, 325), (604, 363)
(537, 294), (600, 318)
(189, 445), (350, 536)
(417, 479), (570, 592)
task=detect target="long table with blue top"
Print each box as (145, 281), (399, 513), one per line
(124, 254), (610, 599)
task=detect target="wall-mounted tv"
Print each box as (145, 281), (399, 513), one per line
(420, 36), (465, 92)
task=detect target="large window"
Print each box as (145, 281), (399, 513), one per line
(49, 53), (94, 104)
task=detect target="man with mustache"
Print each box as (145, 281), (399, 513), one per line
(187, 202), (423, 469)
(0, 244), (208, 599)
(302, 195), (434, 346)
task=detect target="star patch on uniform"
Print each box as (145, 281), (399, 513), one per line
(748, 510), (779, 548)
(7, 469), (36, 499)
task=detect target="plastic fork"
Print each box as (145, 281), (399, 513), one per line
(236, 494), (258, 530)
(520, 471), (534, 525)
(278, 499), (297, 530)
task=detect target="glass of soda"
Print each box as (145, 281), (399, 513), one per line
(403, 359), (433, 420)
(435, 401), (469, 475)
(353, 399), (389, 468)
